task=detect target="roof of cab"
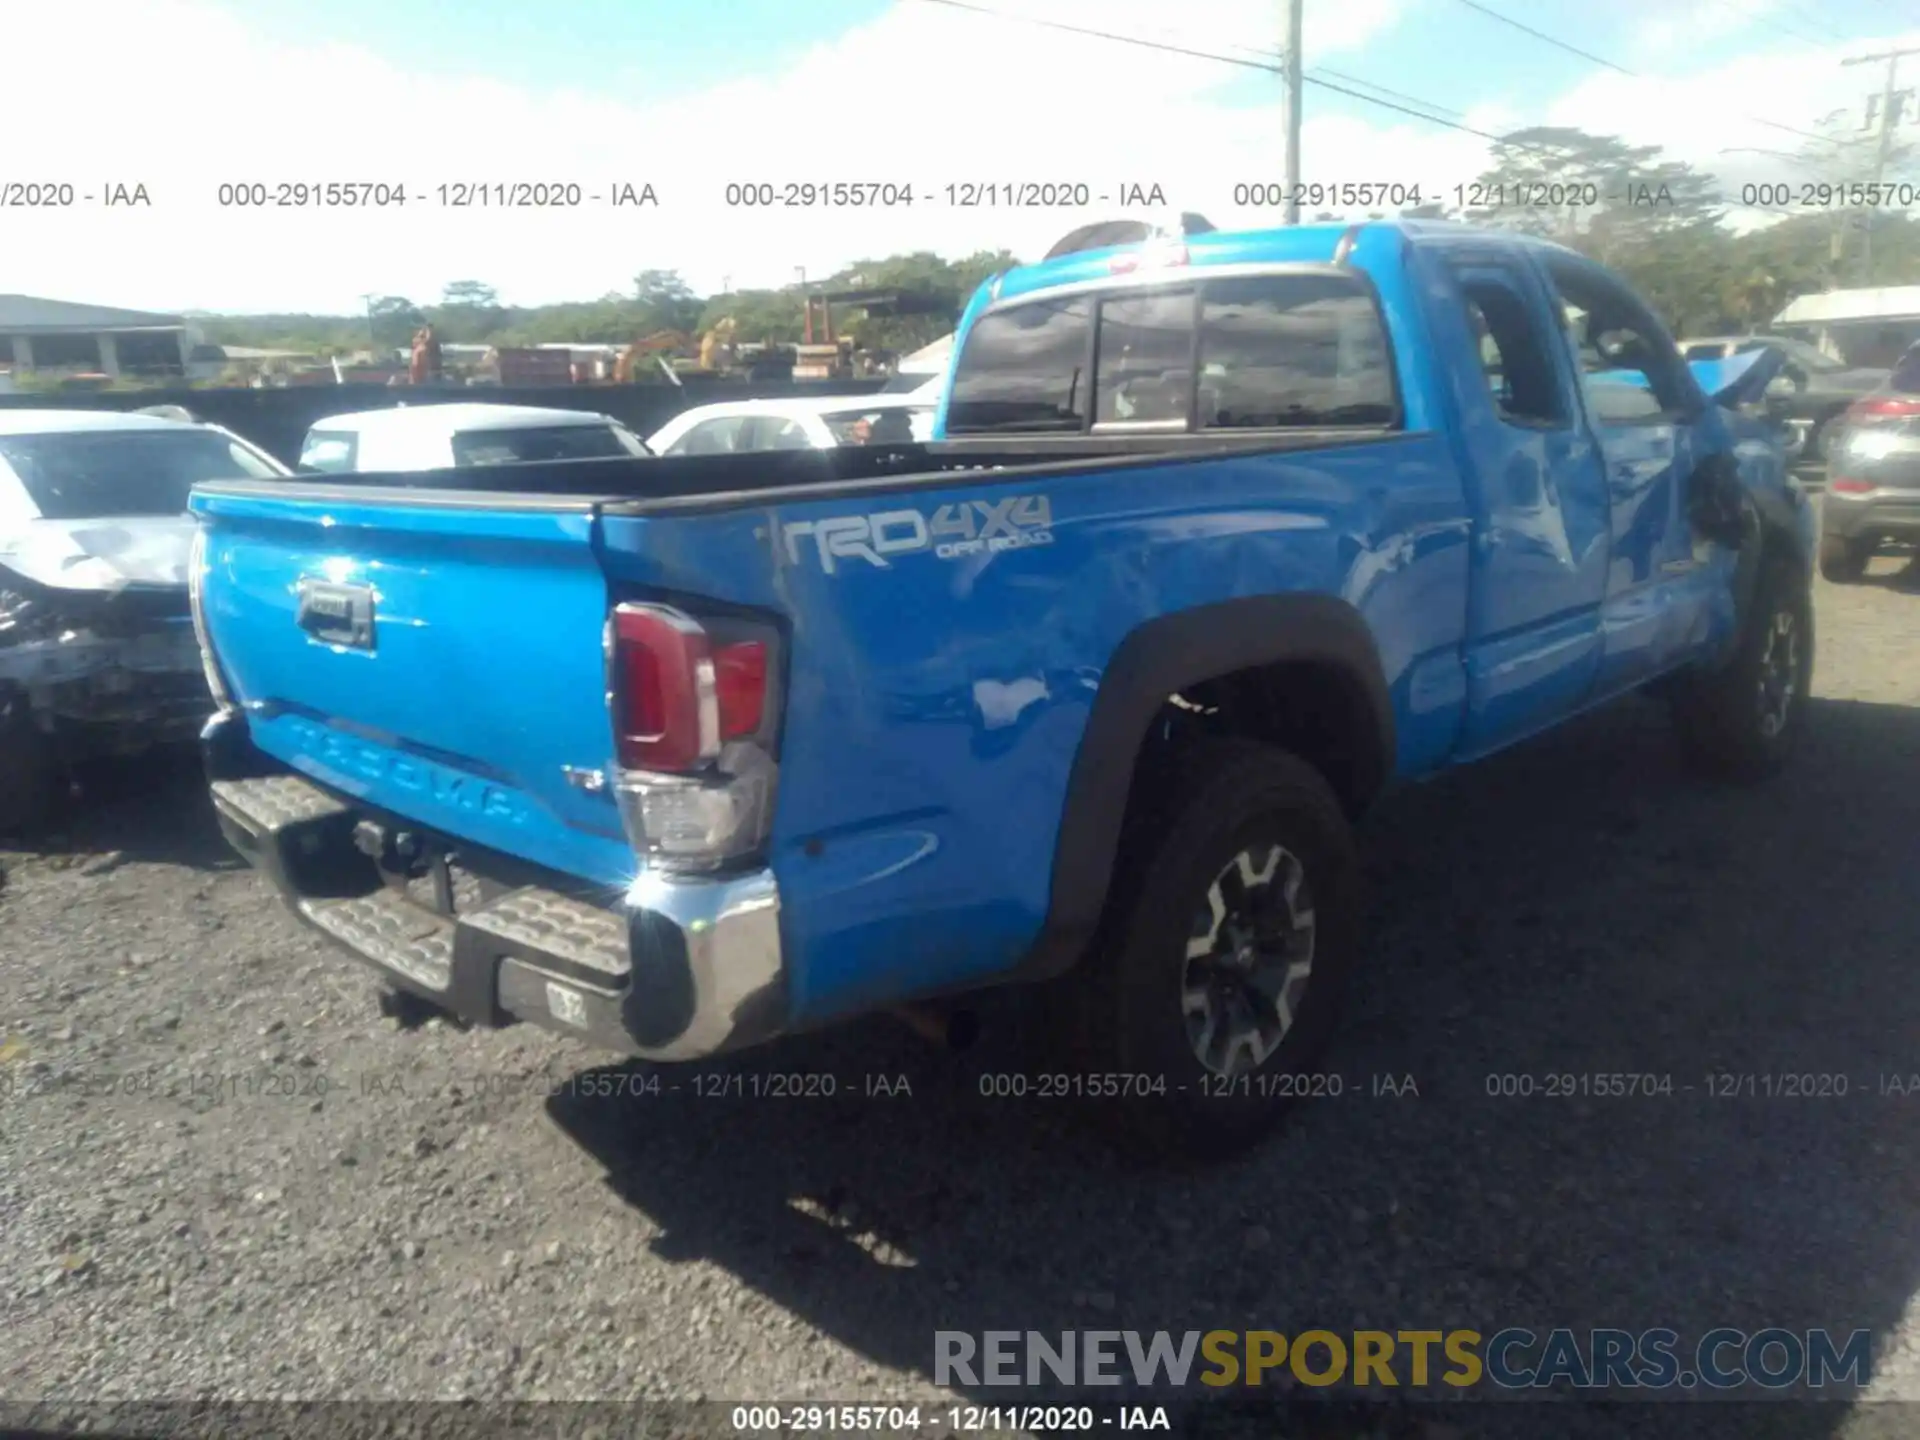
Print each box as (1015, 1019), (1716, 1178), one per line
(0, 408), (203, 436)
(987, 218), (1566, 308)
(307, 402), (620, 435)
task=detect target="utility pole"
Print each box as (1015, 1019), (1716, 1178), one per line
(359, 293), (378, 353)
(1841, 46), (1920, 281)
(1282, 0), (1304, 224)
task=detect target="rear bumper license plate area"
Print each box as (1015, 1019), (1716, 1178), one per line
(205, 713), (787, 1063)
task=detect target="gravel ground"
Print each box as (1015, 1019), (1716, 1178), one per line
(4, 531), (1920, 1440)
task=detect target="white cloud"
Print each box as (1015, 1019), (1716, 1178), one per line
(1543, 30), (1920, 226)
(1627, 0), (1795, 58)
(1, 0), (1915, 315)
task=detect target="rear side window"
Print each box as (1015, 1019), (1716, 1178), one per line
(300, 430), (358, 473)
(1197, 275), (1395, 428)
(944, 297), (1092, 434)
(450, 424), (639, 466)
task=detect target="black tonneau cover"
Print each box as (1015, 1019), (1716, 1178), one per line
(213, 430), (1410, 516)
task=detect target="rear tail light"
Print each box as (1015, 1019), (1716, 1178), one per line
(1848, 396), (1920, 420)
(1829, 478), (1875, 494)
(713, 640), (768, 738)
(608, 602), (781, 873)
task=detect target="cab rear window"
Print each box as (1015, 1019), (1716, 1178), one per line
(945, 271), (1397, 436)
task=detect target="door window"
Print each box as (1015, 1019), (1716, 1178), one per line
(1453, 269), (1568, 428)
(1545, 257), (1696, 426)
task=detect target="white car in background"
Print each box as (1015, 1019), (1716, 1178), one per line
(297, 402), (651, 473)
(646, 383), (940, 457)
(0, 408), (291, 832)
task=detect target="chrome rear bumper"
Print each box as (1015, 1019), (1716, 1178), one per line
(202, 711), (787, 1063)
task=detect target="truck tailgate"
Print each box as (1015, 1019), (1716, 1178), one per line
(192, 484), (634, 887)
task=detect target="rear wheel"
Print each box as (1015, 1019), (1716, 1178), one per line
(1818, 532), (1870, 584)
(0, 693), (60, 838)
(1059, 739), (1362, 1164)
(1671, 557), (1812, 781)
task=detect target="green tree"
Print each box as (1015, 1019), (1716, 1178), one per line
(632, 270), (702, 334)
(431, 280), (505, 344)
(366, 295), (424, 350)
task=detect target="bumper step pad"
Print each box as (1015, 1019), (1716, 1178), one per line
(200, 720), (787, 1062)
(299, 892), (455, 992)
(210, 767), (633, 1022)
(462, 887), (630, 983)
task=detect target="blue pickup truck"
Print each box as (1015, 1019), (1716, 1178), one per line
(188, 220), (1813, 1161)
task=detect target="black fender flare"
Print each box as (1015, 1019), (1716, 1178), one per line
(1011, 593), (1395, 984)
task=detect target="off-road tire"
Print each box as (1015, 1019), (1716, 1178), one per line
(0, 693), (60, 838)
(1671, 556), (1813, 782)
(1818, 532), (1870, 584)
(1059, 738), (1362, 1164)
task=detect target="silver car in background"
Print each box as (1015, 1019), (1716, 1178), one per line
(0, 409), (289, 832)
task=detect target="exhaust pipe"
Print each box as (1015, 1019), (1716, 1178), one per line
(892, 1003), (980, 1050)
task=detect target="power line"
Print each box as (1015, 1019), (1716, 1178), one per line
(1451, 0), (1632, 74)
(910, 0), (1542, 146)
(1448, 0), (1845, 145)
(909, 0), (1805, 213)
(911, 0), (1288, 75)
(1700, 0), (1831, 46)
(1313, 64), (1466, 119)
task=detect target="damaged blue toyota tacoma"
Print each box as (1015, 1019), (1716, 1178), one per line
(188, 221), (1814, 1161)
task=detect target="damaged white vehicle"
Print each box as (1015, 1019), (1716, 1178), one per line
(0, 409), (290, 833)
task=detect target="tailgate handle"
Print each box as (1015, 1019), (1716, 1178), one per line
(296, 579), (377, 651)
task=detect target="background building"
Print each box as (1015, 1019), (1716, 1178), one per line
(1773, 286), (1920, 367)
(0, 294), (193, 381)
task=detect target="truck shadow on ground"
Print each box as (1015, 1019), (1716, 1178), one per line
(548, 693), (1920, 1439)
(0, 745), (240, 878)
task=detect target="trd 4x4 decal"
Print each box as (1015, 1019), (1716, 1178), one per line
(783, 496), (1054, 574)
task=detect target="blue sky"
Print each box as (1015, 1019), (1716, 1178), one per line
(8, 0), (1919, 313)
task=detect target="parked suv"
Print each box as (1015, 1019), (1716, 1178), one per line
(1819, 342), (1920, 581)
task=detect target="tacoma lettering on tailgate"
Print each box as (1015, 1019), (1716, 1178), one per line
(783, 496), (1054, 574)
(285, 716), (529, 824)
